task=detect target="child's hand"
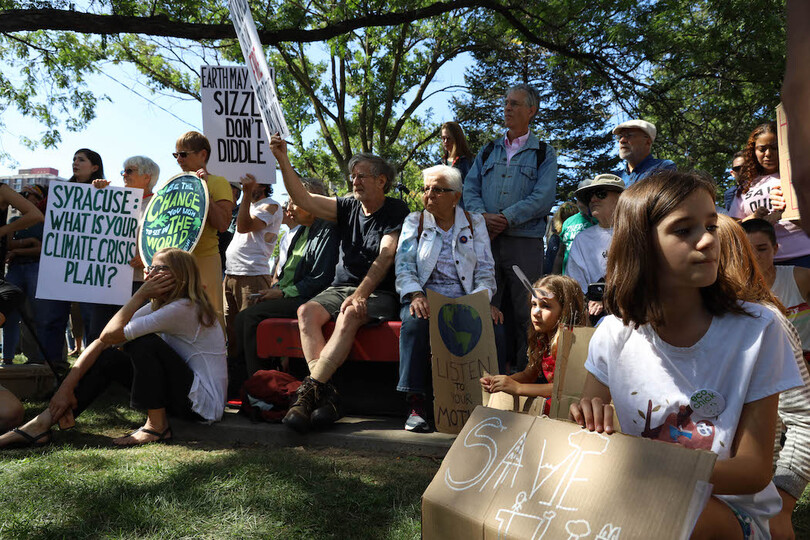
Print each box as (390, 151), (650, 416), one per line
(490, 305), (504, 324)
(588, 301), (604, 316)
(484, 375), (520, 395)
(480, 376), (493, 392)
(569, 396), (615, 434)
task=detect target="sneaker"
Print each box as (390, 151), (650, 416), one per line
(405, 409), (431, 433)
(311, 381), (343, 429)
(282, 376), (322, 434)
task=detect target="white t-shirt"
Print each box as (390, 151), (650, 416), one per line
(123, 299), (227, 422)
(772, 265), (810, 351)
(585, 304), (801, 536)
(730, 174), (810, 261)
(225, 197), (282, 276)
(565, 225), (613, 293)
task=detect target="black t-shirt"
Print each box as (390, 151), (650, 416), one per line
(333, 196), (409, 291)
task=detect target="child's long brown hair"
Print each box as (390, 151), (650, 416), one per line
(150, 247), (218, 327)
(527, 274), (586, 370)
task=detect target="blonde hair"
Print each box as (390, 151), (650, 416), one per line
(150, 248), (218, 327)
(527, 274), (586, 370)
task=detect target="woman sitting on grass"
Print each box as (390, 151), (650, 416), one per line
(0, 248), (227, 448)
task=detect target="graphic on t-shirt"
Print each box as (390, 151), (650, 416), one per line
(639, 400), (715, 451)
(743, 185), (773, 214)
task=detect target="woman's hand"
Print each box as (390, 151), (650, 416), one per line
(139, 271), (175, 299)
(569, 396), (615, 433)
(490, 305), (504, 324)
(770, 186), (787, 212)
(241, 174), (258, 192)
(588, 300), (604, 316)
(48, 385), (78, 421)
(195, 167), (210, 182)
(409, 295), (430, 319)
(92, 179), (110, 189)
(481, 374), (520, 395)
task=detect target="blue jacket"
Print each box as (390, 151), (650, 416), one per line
(613, 154), (676, 187)
(463, 132), (557, 238)
(395, 206), (496, 302)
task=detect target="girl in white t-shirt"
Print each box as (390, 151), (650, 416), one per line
(570, 171), (801, 539)
(0, 248), (227, 449)
(480, 274), (585, 414)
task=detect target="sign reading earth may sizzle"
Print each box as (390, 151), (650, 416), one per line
(37, 182), (141, 305)
(201, 65), (276, 183)
(428, 290), (499, 435)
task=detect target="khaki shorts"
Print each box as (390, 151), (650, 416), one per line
(309, 286), (399, 321)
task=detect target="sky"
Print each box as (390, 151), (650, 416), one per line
(0, 53), (471, 203)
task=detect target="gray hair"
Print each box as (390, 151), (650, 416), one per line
(507, 83), (539, 110)
(422, 164), (462, 192)
(301, 178), (327, 196)
(347, 153), (396, 193)
(123, 156), (160, 191)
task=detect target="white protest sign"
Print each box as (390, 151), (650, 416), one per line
(228, 0), (291, 140)
(37, 182), (141, 305)
(201, 65), (276, 183)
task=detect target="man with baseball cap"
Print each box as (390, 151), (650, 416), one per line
(566, 174), (625, 319)
(612, 119), (675, 186)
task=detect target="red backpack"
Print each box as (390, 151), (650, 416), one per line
(239, 370), (302, 422)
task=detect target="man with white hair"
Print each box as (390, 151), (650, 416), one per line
(612, 119), (676, 186)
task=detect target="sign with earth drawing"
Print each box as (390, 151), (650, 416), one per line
(139, 173), (209, 267)
(427, 290), (499, 434)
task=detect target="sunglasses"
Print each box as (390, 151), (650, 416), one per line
(120, 168), (138, 176)
(731, 165), (743, 173)
(585, 189), (610, 202)
(172, 150), (198, 159)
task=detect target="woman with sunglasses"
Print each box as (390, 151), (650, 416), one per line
(0, 247), (226, 448)
(730, 122), (810, 268)
(565, 174), (625, 319)
(394, 165), (501, 433)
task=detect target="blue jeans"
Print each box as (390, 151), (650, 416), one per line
(2, 262), (41, 361)
(397, 302), (507, 394)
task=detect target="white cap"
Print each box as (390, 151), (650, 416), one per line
(613, 119), (657, 143)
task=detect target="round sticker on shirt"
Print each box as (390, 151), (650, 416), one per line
(690, 388), (726, 417)
(459, 235), (468, 244)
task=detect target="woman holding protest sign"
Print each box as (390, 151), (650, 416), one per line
(570, 171), (802, 539)
(0, 247), (226, 448)
(395, 164), (502, 433)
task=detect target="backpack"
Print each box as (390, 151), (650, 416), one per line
(239, 370), (302, 422)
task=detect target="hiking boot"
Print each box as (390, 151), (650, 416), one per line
(282, 376), (322, 434)
(311, 381), (343, 429)
(404, 394), (432, 433)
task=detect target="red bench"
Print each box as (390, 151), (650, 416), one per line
(256, 319), (402, 362)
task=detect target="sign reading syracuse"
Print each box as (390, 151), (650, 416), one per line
(37, 182), (141, 305)
(139, 173), (209, 267)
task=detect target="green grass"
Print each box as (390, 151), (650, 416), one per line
(0, 388), (439, 539)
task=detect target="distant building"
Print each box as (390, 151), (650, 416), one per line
(0, 167), (66, 192)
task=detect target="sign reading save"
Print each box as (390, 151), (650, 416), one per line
(139, 173), (209, 267)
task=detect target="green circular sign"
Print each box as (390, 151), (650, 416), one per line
(139, 172), (210, 267)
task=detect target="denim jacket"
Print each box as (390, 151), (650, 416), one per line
(395, 206), (496, 302)
(463, 132), (557, 238)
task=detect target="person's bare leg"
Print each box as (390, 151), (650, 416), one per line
(0, 388), (24, 432)
(690, 497), (743, 540)
(297, 302), (332, 372)
(0, 408), (53, 447)
(112, 408), (171, 445)
(310, 307), (368, 383)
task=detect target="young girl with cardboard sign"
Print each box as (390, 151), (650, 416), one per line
(480, 274), (584, 414)
(570, 171), (802, 539)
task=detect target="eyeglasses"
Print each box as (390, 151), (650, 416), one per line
(146, 265), (171, 273)
(613, 131), (646, 141)
(422, 186), (456, 194)
(731, 165), (743, 173)
(503, 99), (527, 108)
(349, 173), (374, 182)
(172, 150), (198, 159)
(121, 168), (138, 176)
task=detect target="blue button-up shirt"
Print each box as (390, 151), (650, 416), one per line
(613, 154), (676, 187)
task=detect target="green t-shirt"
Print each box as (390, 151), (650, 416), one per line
(277, 226), (309, 298)
(560, 212), (597, 274)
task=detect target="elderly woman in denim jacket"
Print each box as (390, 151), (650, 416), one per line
(395, 165), (503, 433)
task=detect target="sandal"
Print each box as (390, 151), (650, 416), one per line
(113, 426), (172, 447)
(2, 428), (52, 449)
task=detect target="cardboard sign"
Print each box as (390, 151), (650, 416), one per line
(200, 65), (276, 183)
(485, 391), (545, 417)
(422, 406), (716, 540)
(139, 173), (210, 267)
(776, 103), (801, 221)
(228, 0), (291, 140)
(548, 327), (596, 421)
(428, 290), (499, 434)
(37, 182), (140, 305)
